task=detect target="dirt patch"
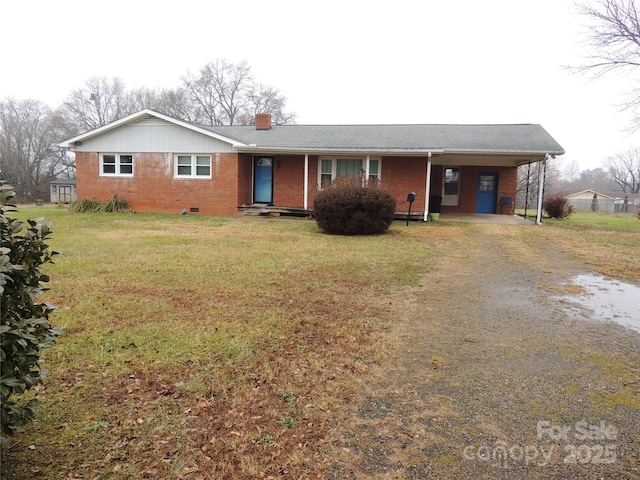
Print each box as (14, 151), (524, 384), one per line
(328, 223), (640, 479)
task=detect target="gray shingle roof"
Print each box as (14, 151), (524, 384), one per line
(49, 178), (76, 185)
(58, 110), (564, 158)
(206, 123), (564, 155)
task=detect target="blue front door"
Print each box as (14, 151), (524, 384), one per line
(254, 156), (273, 204)
(476, 173), (498, 213)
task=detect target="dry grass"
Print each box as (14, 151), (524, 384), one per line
(2, 208), (430, 479)
(2, 208), (639, 479)
(538, 213), (640, 283)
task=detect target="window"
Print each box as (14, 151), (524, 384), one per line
(479, 174), (495, 191)
(368, 159), (380, 185)
(443, 167), (460, 206)
(320, 159), (332, 187)
(100, 153), (133, 176)
(337, 158), (362, 177)
(175, 154), (211, 178)
(318, 157), (381, 188)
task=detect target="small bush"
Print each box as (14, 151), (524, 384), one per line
(102, 194), (130, 213)
(68, 199), (102, 213)
(313, 177), (396, 235)
(69, 195), (131, 214)
(543, 194), (575, 219)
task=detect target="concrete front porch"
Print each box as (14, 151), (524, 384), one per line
(436, 213), (533, 224)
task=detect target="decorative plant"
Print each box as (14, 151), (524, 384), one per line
(69, 194), (130, 213)
(1, 177), (62, 447)
(543, 194), (575, 219)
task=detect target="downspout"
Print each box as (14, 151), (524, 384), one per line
(304, 154), (309, 210)
(535, 154), (549, 225)
(424, 152), (432, 222)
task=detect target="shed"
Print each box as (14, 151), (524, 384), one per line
(49, 178), (77, 204)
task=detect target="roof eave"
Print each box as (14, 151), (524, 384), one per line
(446, 149), (565, 156)
(236, 146), (446, 156)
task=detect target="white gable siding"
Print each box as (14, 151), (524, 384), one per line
(75, 118), (236, 153)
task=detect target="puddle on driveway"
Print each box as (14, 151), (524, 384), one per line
(557, 274), (640, 333)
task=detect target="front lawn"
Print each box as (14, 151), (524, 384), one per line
(2, 206), (638, 478)
(2, 207), (433, 479)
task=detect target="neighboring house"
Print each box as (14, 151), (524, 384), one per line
(49, 178), (77, 204)
(566, 189), (639, 213)
(59, 110), (564, 219)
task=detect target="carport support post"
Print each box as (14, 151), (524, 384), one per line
(424, 152), (432, 222)
(523, 162), (531, 219)
(535, 155), (548, 225)
(304, 154), (309, 210)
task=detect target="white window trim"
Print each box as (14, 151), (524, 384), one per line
(317, 156), (381, 189)
(174, 154), (212, 179)
(99, 153), (134, 177)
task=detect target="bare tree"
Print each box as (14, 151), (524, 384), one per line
(243, 84), (297, 126)
(181, 59), (295, 125)
(130, 87), (196, 122)
(576, 0), (640, 76)
(575, 0), (640, 123)
(57, 61), (294, 131)
(605, 148), (640, 191)
(60, 76), (138, 133)
(182, 59), (251, 125)
(563, 159), (582, 182)
(0, 98), (73, 200)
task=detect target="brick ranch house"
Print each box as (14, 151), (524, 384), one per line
(59, 109), (564, 219)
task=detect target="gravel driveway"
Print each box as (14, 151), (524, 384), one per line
(328, 222), (640, 479)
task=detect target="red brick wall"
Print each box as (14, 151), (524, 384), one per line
(440, 165), (517, 215)
(308, 156), (319, 206)
(237, 153), (253, 206)
(77, 152), (519, 216)
(381, 157), (428, 212)
(274, 156), (518, 215)
(273, 155), (306, 207)
(76, 152), (241, 216)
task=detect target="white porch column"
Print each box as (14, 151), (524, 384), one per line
(535, 155), (548, 225)
(423, 152), (432, 221)
(304, 154), (309, 210)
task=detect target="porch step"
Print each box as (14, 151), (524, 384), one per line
(240, 204), (312, 218)
(244, 208), (280, 216)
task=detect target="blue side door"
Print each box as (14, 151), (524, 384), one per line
(253, 156), (273, 204)
(476, 173), (498, 213)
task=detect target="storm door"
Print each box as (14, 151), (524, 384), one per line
(476, 173), (498, 213)
(253, 156), (273, 204)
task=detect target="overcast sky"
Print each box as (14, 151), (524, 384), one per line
(2, 0), (638, 172)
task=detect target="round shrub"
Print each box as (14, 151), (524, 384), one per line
(313, 177), (397, 235)
(543, 194), (575, 219)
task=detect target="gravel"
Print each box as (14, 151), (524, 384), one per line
(328, 224), (640, 479)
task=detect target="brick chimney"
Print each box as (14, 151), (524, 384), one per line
(255, 113), (272, 130)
